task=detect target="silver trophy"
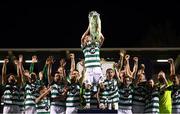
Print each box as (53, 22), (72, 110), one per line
(88, 11), (101, 43)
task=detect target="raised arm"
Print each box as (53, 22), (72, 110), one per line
(69, 53), (75, 73)
(29, 55), (37, 73)
(99, 33), (104, 47)
(158, 71), (168, 91)
(118, 50), (125, 71)
(14, 58), (21, 86)
(125, 55), (131, 77)
(18, 55), (28, 85)
(114, 63), (123, 84)
(77, 60), (85, 85)
(40, 59), (48, 86)
(59, 58), (66, 76)
(168, 58), (175, 78)
(76, 59), (84, 83)
(81, 26), (90, 47)
(46, 56), (54, 84)
(69, 53), (85, 85)
(2, 59), (9, 85)
(35, 86), (51, 103)
(131, 57), (138, 79)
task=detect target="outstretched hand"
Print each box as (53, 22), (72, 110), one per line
(19, 55), (23, 63)
(60, 58), (66, 67)
(69, 53), (75, 59)
(125, 55), (130, 60)
(168, 58), (174, 64)
(32, 55), (37, 63)
(4, 59), (9, 64)
(120, 50), (126, 57)
(46, 56), (54, 65)
(133, 57), (138, 62)
(14, 59), (19, 65)
(141, 64), (145, 70)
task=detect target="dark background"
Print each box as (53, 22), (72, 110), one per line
(1, 1), (180, 48)
(0, 2), (180, 112)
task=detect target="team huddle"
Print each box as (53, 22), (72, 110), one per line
(0, 11), (180, 114)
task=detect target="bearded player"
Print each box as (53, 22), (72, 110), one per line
(81, 11), (105, 109)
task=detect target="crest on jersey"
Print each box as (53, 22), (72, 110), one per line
(89, 47), (96, 54)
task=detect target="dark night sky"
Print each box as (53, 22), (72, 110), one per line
(1, 1), (180, 48)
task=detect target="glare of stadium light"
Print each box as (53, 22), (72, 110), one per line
(25, 60), (37, 63)
(157, 59), (168, 62)
(0, 60), (4, 63)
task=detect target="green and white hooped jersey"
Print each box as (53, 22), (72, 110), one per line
(99, 88), (109, 104)
(83, 85), (98, 109)
(19, 89), (25, 111)
(82, 43), (101, 68)
(12, 85), (19, 106)
(172, 86), (180, 110)
(133, 84), (146, 106)
(104, 79), (119, 104)
(99, 79), (119, 108)
(24, 83), (37, 109)
(36, 98), (50, 113)
(50, 83), (65, 107)
(66, 83), (81, 108)
(3, 84), (20, 106)
(145, 88), (159, 113)
(3, 85), (13, 105)
(118, 84), (133, 109)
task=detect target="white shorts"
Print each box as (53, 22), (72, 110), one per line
(25, 107), (37, 114)
(84, 67), (104, 85)
(106, 102), (118, 110)
(118, 109), (132, 114)
(3, 106), (12, 114)
(66, 107), (78, 114)
(50, 105), (65, 114)
(3, 105), (20, 114)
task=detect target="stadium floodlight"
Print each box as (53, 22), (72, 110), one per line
(0, 60), (38, 63)
(157, 59), (168, 62)
(25, 60), (37, 63)
(0, 60), (4, 63)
